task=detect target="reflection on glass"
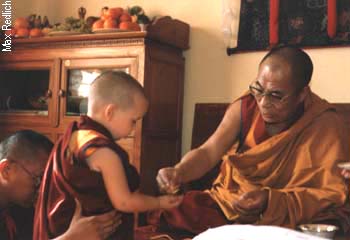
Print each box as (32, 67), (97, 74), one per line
(0, 70), (49, 115)
(66, 68), (128, 116)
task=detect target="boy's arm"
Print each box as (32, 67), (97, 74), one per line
(87, 148), (180, 212)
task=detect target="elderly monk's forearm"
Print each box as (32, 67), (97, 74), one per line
(175, 147), (216, 183)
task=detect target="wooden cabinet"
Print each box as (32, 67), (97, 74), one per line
(0, 17), (189, 194)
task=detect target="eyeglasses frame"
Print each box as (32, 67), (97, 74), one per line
(7, 158), (42, 190)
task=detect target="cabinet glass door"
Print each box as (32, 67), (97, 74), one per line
(60, 57), (139, 126)
(0, 60), (59, 127)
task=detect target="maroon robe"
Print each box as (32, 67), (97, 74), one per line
(0, 209), (16, 240)
(34, 116), (139, 239)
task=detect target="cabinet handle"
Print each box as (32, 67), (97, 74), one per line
(45, 89), (52, 98)
(58, 89), (66, 97)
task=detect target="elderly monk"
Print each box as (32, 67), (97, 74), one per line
(155, 46), (350, 235)
(0, 130), (121, 240)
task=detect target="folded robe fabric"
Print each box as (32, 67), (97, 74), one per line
(209, 91), (349, 230)
(0, 209), (16, 240)
(33, 116), (139, 239)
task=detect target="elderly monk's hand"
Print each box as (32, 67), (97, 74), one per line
(60, 198), (122, 240)
(233, 189), (269, 223)
(156, 167), (182, 195)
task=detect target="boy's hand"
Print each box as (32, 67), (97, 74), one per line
(158, 195), (183, 209)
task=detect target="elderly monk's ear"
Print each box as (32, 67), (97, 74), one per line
(104, 104), (117, 121)
(0, 158), (11, 180)
(297, 86), (310, 104)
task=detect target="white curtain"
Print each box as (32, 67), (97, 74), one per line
(222, 0), (242, 48)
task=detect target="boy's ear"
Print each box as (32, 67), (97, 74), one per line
(104, 104), (117, 121)
(0, 159), (11, 180)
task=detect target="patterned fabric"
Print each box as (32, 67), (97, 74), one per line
(235, 0), (350, 50)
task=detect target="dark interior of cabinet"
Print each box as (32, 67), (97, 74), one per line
(0, 70), (49, 112)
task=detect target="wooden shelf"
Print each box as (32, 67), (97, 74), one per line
(13, 16), (190, 50)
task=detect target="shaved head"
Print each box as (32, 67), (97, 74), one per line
(89, 71), (146, 112)
(260, 46), (313, 92)
(0, 130), (53, 164)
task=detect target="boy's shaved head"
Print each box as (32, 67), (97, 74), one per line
(89, 71), (146, 112)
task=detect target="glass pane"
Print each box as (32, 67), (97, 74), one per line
(66, 68), (128, 116)
(0, 70), (49, 115)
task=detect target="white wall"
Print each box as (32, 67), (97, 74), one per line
(13, 0), (350, 157)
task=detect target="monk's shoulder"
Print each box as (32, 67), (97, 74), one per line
(308, 109), (347, 137)
(314, 109), (345, 126)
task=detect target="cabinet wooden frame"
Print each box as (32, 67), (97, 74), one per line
(0, 59), (60, 127)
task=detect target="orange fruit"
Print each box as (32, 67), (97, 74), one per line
(92, 20), (104, 30)
(119, 13), (131, 22)
(42, 27), (53, 35)
(130, 22), (141, 31)
(103, 19), (118, 29)
(105, 7), (123, 20)
(15, 28), (29, 38)
(100, 15), (107, 21)
(119, 21), (131, 30)
(119, 21), (140, 31)
(29, 28), (43, 37)
(14, 17), (29, 29)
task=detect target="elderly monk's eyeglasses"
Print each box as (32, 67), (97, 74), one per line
(249, 82), (294, 105)
(8, 158), (42, 190)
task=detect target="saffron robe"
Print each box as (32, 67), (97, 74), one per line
(33, 116), (139, 239)
(151, 91), (350, 235)
(209, 91), (349, 229)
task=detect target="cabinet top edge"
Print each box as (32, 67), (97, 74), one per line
(14, 31), (147, 44)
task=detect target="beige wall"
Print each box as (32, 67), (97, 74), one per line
(14, 0), (57, 22)
(14, 0), (350, 156)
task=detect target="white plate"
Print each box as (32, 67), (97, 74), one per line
(337, 162), (350, 170)
(48, 31), (84, 36)
(92, 28), (129, 34)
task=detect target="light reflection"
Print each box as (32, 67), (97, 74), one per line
(77, 71), (100, 97)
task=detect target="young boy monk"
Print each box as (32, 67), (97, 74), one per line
(34, 71), (183, 239)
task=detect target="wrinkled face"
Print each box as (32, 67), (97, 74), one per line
(109, 93), (148, 140)
(251, 57), (304, 124)
(10, 150), (48, 207)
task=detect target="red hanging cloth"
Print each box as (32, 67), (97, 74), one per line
(269, 0), (280, 46)
(327, 0), (337, 38)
